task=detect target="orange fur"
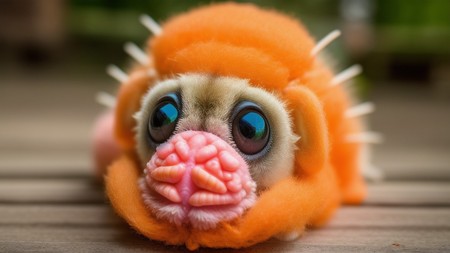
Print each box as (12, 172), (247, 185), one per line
(151, 3), (314, 84)
(104, 2), (366, 249)
(115, 67), (156, 150)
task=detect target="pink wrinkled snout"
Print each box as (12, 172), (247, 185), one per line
(142, 131), (257, 230)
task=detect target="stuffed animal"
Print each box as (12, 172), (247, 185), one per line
(92, 3), (381, 250)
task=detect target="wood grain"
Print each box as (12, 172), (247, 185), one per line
(1, 178), (449, 206)
(0, 226), (449, 253)
(365, 182), (450, 206)
(1, 205), (449, 229)
(1, 76), (449, 252)
(0, 179), (104, 204)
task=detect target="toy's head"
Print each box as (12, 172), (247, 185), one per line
(135, 74), (297, 230)
(104, 2), (364, 250)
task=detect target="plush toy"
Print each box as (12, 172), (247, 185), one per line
(92, 3), (381, 250)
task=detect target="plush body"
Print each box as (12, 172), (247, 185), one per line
(93, 3), (367, 250)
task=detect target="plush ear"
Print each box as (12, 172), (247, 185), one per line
(282, 85), (329, 176)
(114, 68), (157, 150)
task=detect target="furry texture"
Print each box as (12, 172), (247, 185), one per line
(135, 75), (297, 190)
(104, 2), (367, 250)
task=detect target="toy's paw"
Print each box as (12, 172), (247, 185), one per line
(92, 110), (121, 177)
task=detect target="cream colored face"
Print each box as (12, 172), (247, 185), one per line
(135, 74), (298, 189)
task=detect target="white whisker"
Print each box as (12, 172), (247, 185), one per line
(362, 164), (384, 182)
(311, 29), (341, 56)
(124, 42), (149, 65)
(345, 132), (384, 144)
(140, 14), (162, 35)
(332, 64), (362, 86)
(132, 111), (142, 121)
(345, 102), (375, 118)
(106, 64), (128, 83)
(96, 92), (116, 108)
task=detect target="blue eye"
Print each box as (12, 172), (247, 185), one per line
(152, 103), (178, 128)
(232, 101), (270, 155)
(148, 93), (181, 143)
(239, 112), (267, 140)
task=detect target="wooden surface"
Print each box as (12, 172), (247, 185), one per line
(1, 75), (449, 252)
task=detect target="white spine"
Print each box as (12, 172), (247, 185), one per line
(332, 64), (362, 86)
(345, 102), (375, 118)
(311, 30), (341, 56)
(96, 92), (116, 108)
(124, 42), (149, 65)
(106, 64), (128, 83)
(132, 111), (142, 121)
(345, 132), (384, 144)
(140, 14), (162, 35)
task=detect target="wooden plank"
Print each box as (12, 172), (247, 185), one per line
(0, 80), (107, 144)
(0, 204), (119, 226)
(0, 205), (449, 229)
(0, 147), (448, 180)
(373, 147), (450, 181)
(0, 109), (97, 151)
(301, 227), (450, 253)
(0, 225), (448, 252)
(330, 206), (450, 228)
(366, 182), (450, 206)
(370, 85), (450, 150)
(0, 179), (104, 204)
(368, 85), (450, 181)
(1, 147), (448, 180)
(0, 150), (92, 178)
(1, 179), (449, 206)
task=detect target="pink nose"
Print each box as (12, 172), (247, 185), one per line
(143, 131), (256, 230)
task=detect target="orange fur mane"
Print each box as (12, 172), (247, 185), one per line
(107, 3), (366, 250)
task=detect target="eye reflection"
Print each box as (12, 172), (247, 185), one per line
(239, 112), (267, 141)
(151, 103), (178, 128)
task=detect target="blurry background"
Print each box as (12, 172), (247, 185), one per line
(0, 0), (449, 179)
